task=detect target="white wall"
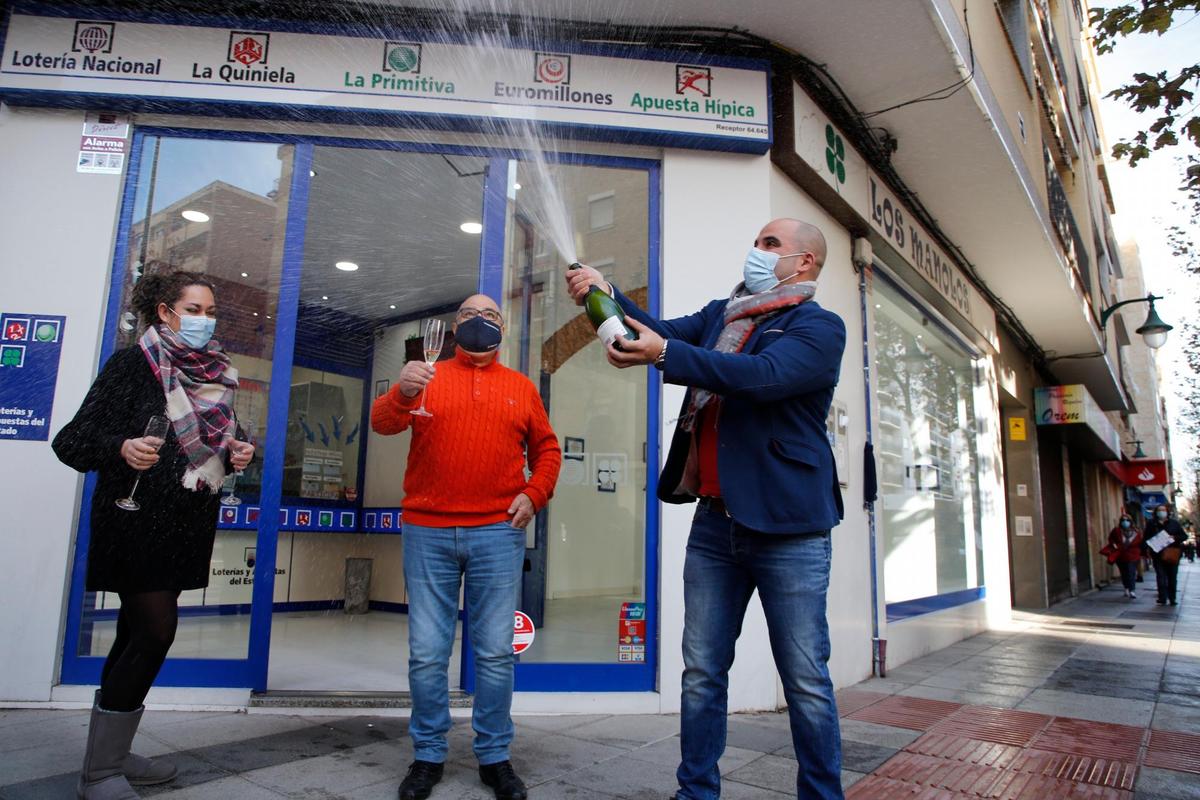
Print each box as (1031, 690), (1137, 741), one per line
(0, 105), (125, 701)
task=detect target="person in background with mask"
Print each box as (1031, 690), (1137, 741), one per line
(566, 219), (847, 800)
(371, 294), (561, 800)
(1107, 513), (1142, 599)
(1144, 503), (1186, 606)
(53, 269), (254, 799)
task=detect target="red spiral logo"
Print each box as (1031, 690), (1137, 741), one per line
(537, 56), (567, 84)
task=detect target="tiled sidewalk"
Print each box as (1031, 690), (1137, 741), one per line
(0, 563), (1196, 799)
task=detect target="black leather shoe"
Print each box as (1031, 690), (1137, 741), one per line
(479, 760), (528, 800)
(399, 760), (444, 800)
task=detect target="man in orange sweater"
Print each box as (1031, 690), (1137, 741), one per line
(371, 294), (561, 800)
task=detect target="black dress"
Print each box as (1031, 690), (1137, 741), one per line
(53, 346), (225, 593)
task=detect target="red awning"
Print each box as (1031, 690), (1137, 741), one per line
(1102, 459), (1168, 486)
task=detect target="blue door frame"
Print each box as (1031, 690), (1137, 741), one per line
(59, 126), (661, 694)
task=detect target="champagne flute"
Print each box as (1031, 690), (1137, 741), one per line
(115, 415), (171, 511)
(411, 318), (446, 418)
(221, 416), (255, 507)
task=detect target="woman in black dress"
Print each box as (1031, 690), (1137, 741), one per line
(53, 270), (254, 800)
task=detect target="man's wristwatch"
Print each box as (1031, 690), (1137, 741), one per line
(654, 340), (668, 371)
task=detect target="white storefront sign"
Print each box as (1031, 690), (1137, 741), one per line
(0, 12), (770, 151)
(792, 83), (998, 348)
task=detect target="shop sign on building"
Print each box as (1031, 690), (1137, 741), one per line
(0, 11), (770, 152)
(1033, 384), (1120, 455)
(0, 313), (66, 441)
(791, 84), (998, 348)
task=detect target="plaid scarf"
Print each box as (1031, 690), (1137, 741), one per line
(139, 324), (239, 493)
(680, 280), (817, 432)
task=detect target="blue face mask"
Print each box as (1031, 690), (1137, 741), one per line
(1156, 510), (1168, 521)
(455, 316), (502, 353)
(1120, 519), (1131, 529)
(743, 247), (804, 294)
(170, 309), (216, 349)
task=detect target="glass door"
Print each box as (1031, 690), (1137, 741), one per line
(61, 132), (295, 687)
(262, 146), (489, 691)
(496, 156), (659, 691)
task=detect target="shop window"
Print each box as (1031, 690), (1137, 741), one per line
(77, 134), (294, 661)
(502, 162), (649, 664)
(874, 278), (985, 604)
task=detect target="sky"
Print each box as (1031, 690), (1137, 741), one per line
(1091, 9), (1200, 498)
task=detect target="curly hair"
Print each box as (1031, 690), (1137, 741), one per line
(129, 267), (215, 328)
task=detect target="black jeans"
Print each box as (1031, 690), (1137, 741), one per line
(1117, 561), (1137, 592)
(1154, 558), (1179, 603)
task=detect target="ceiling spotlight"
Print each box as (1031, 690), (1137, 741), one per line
(513, 182), (522, 190)
(181, 209), (209, 222)
(335, 261), (359, 272)
(252, 312), (259, 317)
(460, 221), (483, 235)
(309, 169), (317, 177)
(389, 304), (397, 310)
(241, 272), (249, 278)
(322, 295), (329, 301)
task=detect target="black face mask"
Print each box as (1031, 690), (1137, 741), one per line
(455, 316), (502, 353)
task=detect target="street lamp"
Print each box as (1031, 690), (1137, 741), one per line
(1100, 293), (1173, 349)
(1126, 439), (1146, 459)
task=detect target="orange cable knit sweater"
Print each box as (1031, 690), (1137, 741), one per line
(370, 349), (561, 528)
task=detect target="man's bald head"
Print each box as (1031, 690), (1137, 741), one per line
(459, 294), (501, 315)
(753, 219), (828, 286)
(774, 218), (827, 271)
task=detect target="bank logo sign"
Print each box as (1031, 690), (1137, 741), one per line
(383, 42), (421, 73)
(676, 65), (711, 96)
(228, 31), (269, 66)
(534, 52), (569, 85)
(72, 21), (114, 54)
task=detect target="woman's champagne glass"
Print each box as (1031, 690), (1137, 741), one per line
(411, 318), (446, 418)
(220, 416), (255, 507)
(115, 415), (171, 511)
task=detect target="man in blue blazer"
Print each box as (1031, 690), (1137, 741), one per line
(567, 218), (846, 800)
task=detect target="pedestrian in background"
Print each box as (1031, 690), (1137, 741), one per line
(1144, 503), (1186, 606)
(1107, 513), (1142, 599)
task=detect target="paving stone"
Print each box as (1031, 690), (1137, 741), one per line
(1135, 765), (1200, 799)
(1016, 689), (1155, 724)
(724, 753), (799, 794)
(836, 739), (897, 774)
(554, 713), (682, 751)
(555, 752), (682, 798)
(837, 718), (924, 750)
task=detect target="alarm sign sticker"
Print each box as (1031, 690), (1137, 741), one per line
(513, 610), (536, 654)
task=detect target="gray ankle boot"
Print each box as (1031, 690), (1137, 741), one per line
(77, 698), (142, 799)
(89, 692), (176, 786)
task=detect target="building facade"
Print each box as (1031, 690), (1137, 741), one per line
(0, 0), (1169, 711)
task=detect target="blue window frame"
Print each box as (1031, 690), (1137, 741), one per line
(59, 125), (662, 694)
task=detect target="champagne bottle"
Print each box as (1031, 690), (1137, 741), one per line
(569, 262), (639, 348)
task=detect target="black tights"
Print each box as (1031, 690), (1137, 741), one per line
(99, 591), (180, 712)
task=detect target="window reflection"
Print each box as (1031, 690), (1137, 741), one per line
(875, 280), (985, 603)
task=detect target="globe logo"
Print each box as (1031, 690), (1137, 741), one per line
(76, 25), (110, 53)
(387, 46), (418, 73)
(35, 324), (57, 343)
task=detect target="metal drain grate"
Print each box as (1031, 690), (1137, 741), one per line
(1052, 620), (1135, 630)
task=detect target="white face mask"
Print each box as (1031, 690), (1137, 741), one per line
(743, 248), (805, 294)
(169, 308), (216, 349)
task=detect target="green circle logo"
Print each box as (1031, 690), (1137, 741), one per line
(387, 46), (418, 72)
(35, 323), (56, 342)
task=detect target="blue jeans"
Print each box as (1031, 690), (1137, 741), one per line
(403, 522), (525, 765)
(677, 505), (842, 800)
